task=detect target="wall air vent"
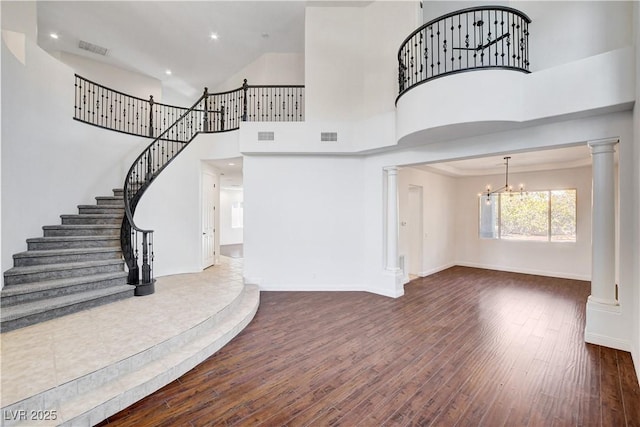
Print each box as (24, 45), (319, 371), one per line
(321, 132), (338, 142)
(257, 131), (275, 141)
(78, 40), (109, 56)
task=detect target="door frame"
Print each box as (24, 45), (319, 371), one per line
(201, 169), (217, 269)
(407, 184), (424, 276)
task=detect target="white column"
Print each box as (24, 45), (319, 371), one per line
(588, 138), (618, 306)
(385, 167), (400, 272)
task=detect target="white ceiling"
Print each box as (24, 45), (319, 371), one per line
(36, 1), (306, 100)
(206, 157), (244, 189)
(412, 145), (596, 177)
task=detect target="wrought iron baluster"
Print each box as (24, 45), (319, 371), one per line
(396, 6), (531, 102)
(242, 79), (249, 121)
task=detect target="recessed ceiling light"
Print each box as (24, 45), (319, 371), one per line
(50, 33), (59, 39)
(228, 163), (235, 166)
(165, 70), (172, 75)
(210, 33), (219, 40)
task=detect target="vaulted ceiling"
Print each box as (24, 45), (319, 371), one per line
(37, 1), (306, 99)
(35, 1), (595, 175)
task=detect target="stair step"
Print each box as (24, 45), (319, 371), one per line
(112, 188), (124, 197)
(78, 205), (124, 215)
(61, 214), (123, 225)
(1, 272), (128, 307)
(95, 196), (124, 206)
(4, 259), (124, 286)
(43, 224), (120, 237)
(0, 284), (135, 332)
(27, 236), (120, 250)
(13, 247), (122, 267)
(62, 285), (258, 426)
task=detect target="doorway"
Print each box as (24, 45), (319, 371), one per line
(407, 185), (423, 276)
(201, 171), (216, 269)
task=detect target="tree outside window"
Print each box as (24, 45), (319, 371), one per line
(479, 189), (576, 242)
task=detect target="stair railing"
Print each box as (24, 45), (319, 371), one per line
(121, 88), (223, 295)
(113, 81), (305, 295)
(74, 74), (194, 139)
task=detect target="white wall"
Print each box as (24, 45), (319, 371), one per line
(305, 2), (419, 122)
(133, 132), (241, 277)
(214, 53), (304, 92)
(398, 167), (457, 277)
(57, 52), (162, 101)
(1, 33), (149, 286)
(396, 47), (635, 144)
(631, 0), (640, 382)
(422, 1), (633, 72)
(455, 166), (592, 280)
(242, 154), (367, 292)
(1, 1), (37, 41)
(525, 1), (632, 72)
(220, 189), (243, 245)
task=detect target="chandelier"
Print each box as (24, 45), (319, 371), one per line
(480, 156), (525, 204)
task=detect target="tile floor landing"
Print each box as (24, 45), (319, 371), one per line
(0, 256), (256, 426)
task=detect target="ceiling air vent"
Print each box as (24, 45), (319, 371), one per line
(321, 132), (338, 142)
(258, 131), (275, 141)
(78, 40), (109, 56)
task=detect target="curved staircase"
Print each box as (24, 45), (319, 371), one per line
(1, 189), (134, 332)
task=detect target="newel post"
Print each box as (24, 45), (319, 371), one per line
(148, 95), (154, 137)
(141, 233), (151, 284)
(242, 79), (249, 121)
(203, 87), (209, 132)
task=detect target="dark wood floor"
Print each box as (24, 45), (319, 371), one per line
(98, 267), (640, 426)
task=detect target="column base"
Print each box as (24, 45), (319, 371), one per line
(587, 295), (619, 307)
(384, 268), (405, 298)
(584, 298), (631, 351)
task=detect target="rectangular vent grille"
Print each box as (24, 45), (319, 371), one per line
(258, 131), (275, 141)
(321, 132), (338, 142)
(78, 40), (109, 56)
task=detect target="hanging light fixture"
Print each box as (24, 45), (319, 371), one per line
(479, 156), (525, 204)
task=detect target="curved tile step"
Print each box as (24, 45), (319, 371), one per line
(0, 284), (259, 427)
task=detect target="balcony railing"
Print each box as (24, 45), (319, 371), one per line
(74, 75), (305, 139)
(397, 6), (531, 101)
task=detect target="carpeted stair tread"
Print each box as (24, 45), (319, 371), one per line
(95, 196), (124, 202)
(14, 247), (121, 259)
(27, 235), (119, 243)
(43, 224), (120, 230)
(0, 285), (135, 322)
(1, 272), (128, 297)
(77, 205), (124, 211)
(1, 188), (134, 331)
(61, 214), (123, 219)
(4, 259), (124, 277)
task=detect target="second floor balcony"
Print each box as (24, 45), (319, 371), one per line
(397, 6), (531, 102)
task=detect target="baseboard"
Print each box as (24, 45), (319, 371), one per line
(258, 283), (368, 293)
(256, 283), (404, 298)
(455, 261), (590, 281)
(419, 263), (456, 278)
(243, 276), (262, 286)
(632, 342), (640, 386)
(584, 331), (632, 352)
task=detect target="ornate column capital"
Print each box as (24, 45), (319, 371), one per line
(588, 138), (619, 154)
(384, 166), (399, 175)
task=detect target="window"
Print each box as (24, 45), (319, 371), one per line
(479, 189), (576, 242)
(231, 201), (244, 229)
